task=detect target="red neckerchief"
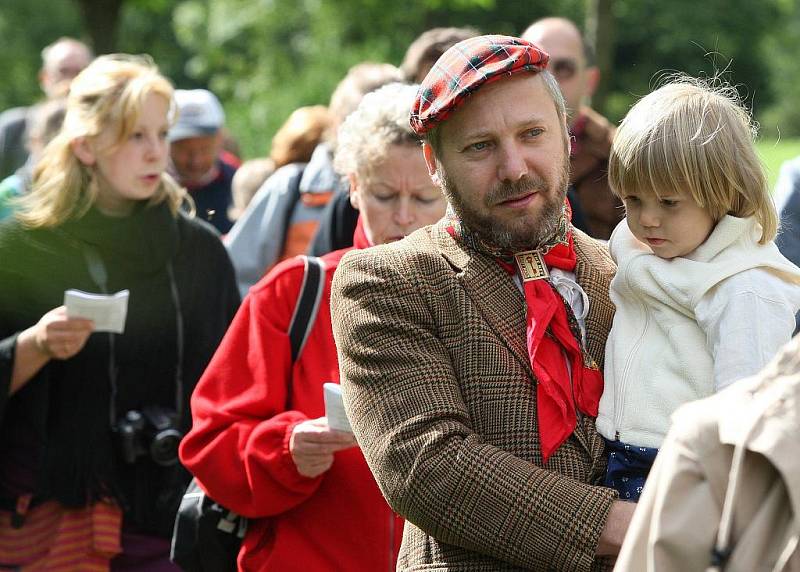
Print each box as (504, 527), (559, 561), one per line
(447, 201), (603, 463)
(352, 216), (372, 250)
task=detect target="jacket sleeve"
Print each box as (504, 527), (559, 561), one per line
(179, 262), (323, 519)
(614, 406), (721, 571)
(224, 164), (304, 297)
(696, 270), (800, 392)
(331, 248), (616, 570)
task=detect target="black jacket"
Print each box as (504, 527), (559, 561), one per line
(0, 202), (239, 536)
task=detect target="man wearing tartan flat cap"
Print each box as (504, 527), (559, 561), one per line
(332, 35), (633, 570)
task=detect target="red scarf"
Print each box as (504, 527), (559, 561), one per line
(448, 203), (603, 463)
(352, 216), (371, 250)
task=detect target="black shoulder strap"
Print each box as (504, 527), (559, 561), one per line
(287, 256), (325, 363)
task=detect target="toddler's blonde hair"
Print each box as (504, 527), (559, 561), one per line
(609, 76), (776, 243)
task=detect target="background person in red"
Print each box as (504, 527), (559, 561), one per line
(179, 82), (447, 571)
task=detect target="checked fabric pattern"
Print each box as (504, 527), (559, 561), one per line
(331, 219), (618, 571)
(410, 34), (549, 136)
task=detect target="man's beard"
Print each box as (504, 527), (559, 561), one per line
(439, 157), (570, 252)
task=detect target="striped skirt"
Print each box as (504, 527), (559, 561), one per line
(0, 498), (122, 570)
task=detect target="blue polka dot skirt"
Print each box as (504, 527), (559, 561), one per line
(602, 438), (659, 502)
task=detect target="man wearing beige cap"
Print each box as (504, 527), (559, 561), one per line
(331, 35), (632, 570)
(169, 88), (237, 233)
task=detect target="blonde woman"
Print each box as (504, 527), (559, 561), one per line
(0, 55), (239, 570)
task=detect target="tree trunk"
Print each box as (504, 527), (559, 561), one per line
(585, 0), (614, 114)
(73, 0), (125, 54)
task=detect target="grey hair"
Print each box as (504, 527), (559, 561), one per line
(425, 69), (566, 155)
(333, 82), (421, 180)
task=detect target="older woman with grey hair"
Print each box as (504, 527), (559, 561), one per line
(179, 82), (447, 571)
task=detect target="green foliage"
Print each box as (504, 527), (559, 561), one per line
(117, 0), (195, 88)
(605, 0), (781, 124)
(757, 138), (800, 191)
(170, 0), (585, 157)
(0, 0), (84, 111)
(759, 0), (800, 139)
(3, 0), (800, 160)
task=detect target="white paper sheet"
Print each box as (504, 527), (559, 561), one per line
(64, 289), (129, 334)
(323, 382), (353, 433)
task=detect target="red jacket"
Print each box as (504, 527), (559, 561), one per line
(179, 248), (403, 571)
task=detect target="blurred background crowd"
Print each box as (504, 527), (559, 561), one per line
(2, 0), (799, 182)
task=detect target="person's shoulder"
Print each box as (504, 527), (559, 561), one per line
(0, 215), (28, 247)
(177, 211), (228, 255)
(573, 226), (614, 269)
(667, 390), (726, 453)
(318, 246), (350, 271)
(248, 251), (329, 302)
(266, 161), (307, 187)
(179, 209), (219, 235)
(0, 106), (30, 127)
(778, 155), (800, 179)
(712, 263), (800, 304)
(218, 157), (238, 181)
(339, 225), (443, 270)
(244, 161), (307, 209)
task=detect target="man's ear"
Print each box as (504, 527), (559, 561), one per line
(347, 172), (360, 210)
(585, 66), (601, 99)
(38, 68), (51, 94)
(422, 143), (441, 187)
(71, 137), (96, 166)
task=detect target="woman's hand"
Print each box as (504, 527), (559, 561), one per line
(10, 306), (94, 395)
(289, 417), (358, 478)
(30, 306), (94, 360)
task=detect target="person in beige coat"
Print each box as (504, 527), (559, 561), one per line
(331, 35), (634, 571)
(615, 336), (800, 571)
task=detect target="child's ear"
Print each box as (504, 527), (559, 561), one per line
(71, 137), (96, 166)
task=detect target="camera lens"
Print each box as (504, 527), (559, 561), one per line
(149, 428), (182, 466)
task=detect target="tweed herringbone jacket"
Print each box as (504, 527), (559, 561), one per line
(331, 220), (619, 571)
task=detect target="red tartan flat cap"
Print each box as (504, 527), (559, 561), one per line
(410, 35), (549, 136)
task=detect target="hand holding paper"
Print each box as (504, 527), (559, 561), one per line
(29, 306), (94, 361)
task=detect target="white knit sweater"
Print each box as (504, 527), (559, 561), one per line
(597, 216), (800, 448)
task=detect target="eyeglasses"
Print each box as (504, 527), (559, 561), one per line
(549, 58), (579, 81)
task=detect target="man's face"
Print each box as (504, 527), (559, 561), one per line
(425, 73), (570, 252)
(41, 42), (92, 98)
(523, 23), (596, 126)
(169, 134), (221, 185)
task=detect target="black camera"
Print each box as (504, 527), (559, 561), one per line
(116, 405), (183, 467)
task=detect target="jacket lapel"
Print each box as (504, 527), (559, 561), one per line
(572, 230), (616, 369)
(431, 222), (532, 376)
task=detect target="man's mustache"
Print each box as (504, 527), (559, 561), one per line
(486, 176), (549, 205)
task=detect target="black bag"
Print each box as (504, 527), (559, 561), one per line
(170, 256), (326, 571)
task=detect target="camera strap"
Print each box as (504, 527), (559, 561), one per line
(81, 245), (185, 426)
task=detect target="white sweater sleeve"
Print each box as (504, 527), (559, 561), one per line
(696, 268), (800, 392)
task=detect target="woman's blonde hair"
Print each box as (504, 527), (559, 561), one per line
(16, 54), (187, 228)
(609, 76), (776, 243)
